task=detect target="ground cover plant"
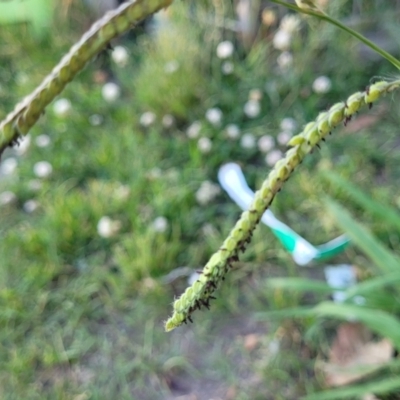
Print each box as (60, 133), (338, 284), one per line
(1, 0), (400, 398)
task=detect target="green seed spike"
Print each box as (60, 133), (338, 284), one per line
(0, 0), (173, 156)
(165, 78), (400, 332)
(345, 92), (363, 116)
(328, 102), (345, 128)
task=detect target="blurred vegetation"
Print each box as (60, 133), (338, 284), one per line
(0, 0), (400, 398)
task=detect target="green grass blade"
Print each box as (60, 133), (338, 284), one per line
(267, 278), (339, 294)
(314, 302), (400, 349)
(255, 306), (315, 320)
(345, 271), (400, 299)
(326, 199), (400, 273)
(323, 172), (400, 232)
(302, 377), (400, 400)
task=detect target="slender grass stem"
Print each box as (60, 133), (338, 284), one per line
(270, 0), (400, 70)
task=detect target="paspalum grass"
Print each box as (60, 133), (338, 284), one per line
(0, 0), (400, 332)
(0, 0), (172, 156)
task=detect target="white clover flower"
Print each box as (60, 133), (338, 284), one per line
(164, 60), (179, 74)
(240, 133), (256, 149)
(101, 82), (121, 102)
(205, 107), (223, 126)
(89, 114), (103, 126)
(28, 179), (42, 192)
(23, 199), (39, 213)
(221, 61), (234, 75)
(35, 134), (51, 148)
(280, 14), (301, 34)
(216, 40), (234, 59)
(195, 181), (221, 206)
(201, 223), (218, 237)
(277, 131), (293, 145)
(225, 124), (240, 139)
(258, 135), (275, 153)
(272, 29), (291, 51)
(1, 157), (17, 176)
(111, 45), (129, 67)
(249, 89), (263, 101)
(197, 137), (212, 153)
(186, 121), (202, 139)
(280, 117), (297, 132)
(265, 149), (283, 166)
(115, 184), (130, 201)
(147, 167), (162, 180)
(0, 191), (17, 206)
(152, 216), (169, 233)
(162, 114), (175, 128)
(33, 161), (53, 178)
(262, 8), (277, 26)
(244, 100), (261, 118)
(139, 111), (156, 127)
(312, 76), (332, 94)
(53, 98), (71, 117)
(277, 51), (293, 69)
(15, 134), (31, 155)
(97, 216), (121, 238)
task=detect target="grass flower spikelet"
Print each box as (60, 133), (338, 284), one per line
(0, 0), (173, 156)
(165, 79), (400, 332)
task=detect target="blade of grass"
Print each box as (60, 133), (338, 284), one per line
(323, 172), (400, 232)
(302, 376), (400, 400)
(314, 302), (400, 349)
(326, 199), (400, 273)
(267, 278), (340, 294)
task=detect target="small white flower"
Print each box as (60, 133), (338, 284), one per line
(197, 137), (212, 153)
(221, 61), (234, 75)
(258, 135), (275, 153)
(115, 184), (130, 201)
(249, 89), (263, 101)
(15, 134), (31, 155)
(89, 114), (103, 126)
(0, 191), (17, 206)
(152, 216), (169, 233)
(139, 111), (156, 127)
(280, 117), (297, 132)
(147, 167), (162, 180)
(262, 9), (277, 26)
(265, 150), (283, 166)
(272, 29), (291, 51)
(53, 98), (71, 117)
(195, 181), (221, 205)
(216, 40), (234, 59)
(277, 51), (293, 69)
(225, 124), (240, 139)
(240, 133), (256, 149)
(101, 82), (121, 102)
(28, 179), (42, 191)
(244, 100), (261, 118)
(97, 216), (121, 238)
(277, 131), (293, 145)
(111, 45), (129, 67)
(23, 199), (39, 213)
(33, 161), (52, 178)
(280, 14), (301, 34)
(1, 157), (18, 176)
(201, 223), (218, 237)
(35, 134), (51, 148)
(312, 76), (332, 94)
(164, 60), (179, 74)
(186, 121), (202, 139)
(205, 107), (223, 126)
(162, 114), (175, 128)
